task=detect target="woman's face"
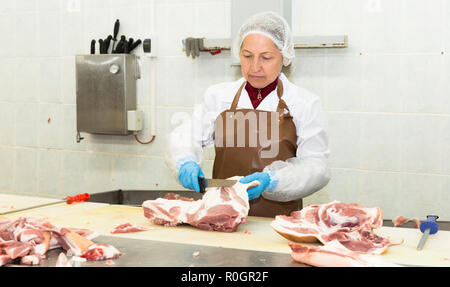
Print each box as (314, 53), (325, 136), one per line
(240, 33), (283, 89)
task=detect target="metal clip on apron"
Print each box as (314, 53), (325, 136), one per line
(213, 80), (302, 217)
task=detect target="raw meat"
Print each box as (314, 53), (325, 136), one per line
(0, 216), (120, 267)
(0, 217), (89, 256)
(67, 227), (99, 240)
(52, 228), (97, 257)
(163, 193), (195, 201)
(142, 177), (258, 232)
(412, 218), (421, 228)
(289, 240), (400, 267)
(56, 252), (72, 267)
(21, 254), (42, 266)
(0, 255), (12, 267)
(392, 216), (421, 229)
(0, 241), (32, 259)
(271, 201), (395, 255)
(143, 195), (194, 226)
(392, 216), (409, 227)
(80, 244), (121, 261)
(111, 223), (151, 234)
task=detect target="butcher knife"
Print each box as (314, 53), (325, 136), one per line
(90, 39), (96, 54)
(104, 35), (113, 53)
(128, 39), (142, 53)
(98, 39), (105, 54)
(198, 177), (237, 193)
(0, 193), (90, 215)
(111, 19), (120, 52)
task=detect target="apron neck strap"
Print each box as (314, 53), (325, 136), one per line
(275, 80), (290, 114)
(276, 80), (283, 99)
(230, 78), (286, 112)
(230, 81), (246, 111)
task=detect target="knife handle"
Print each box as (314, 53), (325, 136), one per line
(115, 35), (127, 53)
(113, 19), (120, 40)
(198, 177), (206, 193)
(128, 39), (142, 53)
(90, 39), (96, 54)
(65, 193), (90, 205)
(122, 36), (129, 53)
(420, 215), (439, 234)
(111, 19), (120, 52)
(128, 38), (134, 50)
(113, 41), (121, 53)
(98, 39), (105, 54)
(104, 35), (112, 53)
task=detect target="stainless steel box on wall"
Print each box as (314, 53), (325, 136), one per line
(76, 54), (139, 136)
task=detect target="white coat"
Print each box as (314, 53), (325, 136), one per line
(166, 73), (331, 202)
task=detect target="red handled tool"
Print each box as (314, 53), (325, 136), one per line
(65, 193), (90, 204)
(0, 193), (90, 215)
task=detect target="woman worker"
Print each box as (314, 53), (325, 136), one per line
(166, 11), (330, 217)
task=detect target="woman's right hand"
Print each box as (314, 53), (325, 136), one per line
(178, 161), (204, 193)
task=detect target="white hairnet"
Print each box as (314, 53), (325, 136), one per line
(233, 11), (295, 66)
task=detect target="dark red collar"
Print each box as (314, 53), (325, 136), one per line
(245, 77), (279, 109)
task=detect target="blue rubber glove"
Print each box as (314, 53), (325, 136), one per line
(239, 172), (271, 200)
(178, 161), (204, 193)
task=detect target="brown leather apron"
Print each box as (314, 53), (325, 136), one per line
(212, 80), (302, 217)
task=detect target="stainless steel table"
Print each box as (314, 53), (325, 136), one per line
(8, 236), (305, 267)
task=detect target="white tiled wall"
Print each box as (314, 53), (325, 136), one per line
(292, 0), (450, 220)
(0, 0), (448, 220)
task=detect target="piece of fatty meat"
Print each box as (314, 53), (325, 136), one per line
(271, 201), (399, 255)
(142, 177), (258, 232)
(80, 244), (121, 261)
(289, 240), (400, 267)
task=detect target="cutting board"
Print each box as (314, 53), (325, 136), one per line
(0, 193), (108, 217)
(25, 204), (294, 254)
(375, 226), (450, 266)
(2, 194), (450, 266)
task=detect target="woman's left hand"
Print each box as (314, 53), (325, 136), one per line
(239, 172), (271, 200)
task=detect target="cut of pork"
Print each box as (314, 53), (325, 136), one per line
(289, 240), (400, 267)
(0, 255), (12, 267)
(392, 216), (409, 227)
(184, 183), (251, 232)
(271, 201), (395, 254)
(21, 254), (43, 266)
(111, 222), (151, 234)
(0, 240), (32, 259)
(142, 177), (258, 232)
(0, 216), (120, 266)
(80, 244), (121, 261)
(56, 252), (72, 267)
(392, 216), (421, 228)
(143, 194), (196, 227)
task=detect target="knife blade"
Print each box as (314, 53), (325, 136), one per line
(0, 193), (90, 215)
(198, 177), (237, 193)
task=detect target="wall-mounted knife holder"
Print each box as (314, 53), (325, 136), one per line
(75, 54), (140, 141)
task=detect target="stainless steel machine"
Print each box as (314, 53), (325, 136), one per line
(75, 54), (141, 142)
